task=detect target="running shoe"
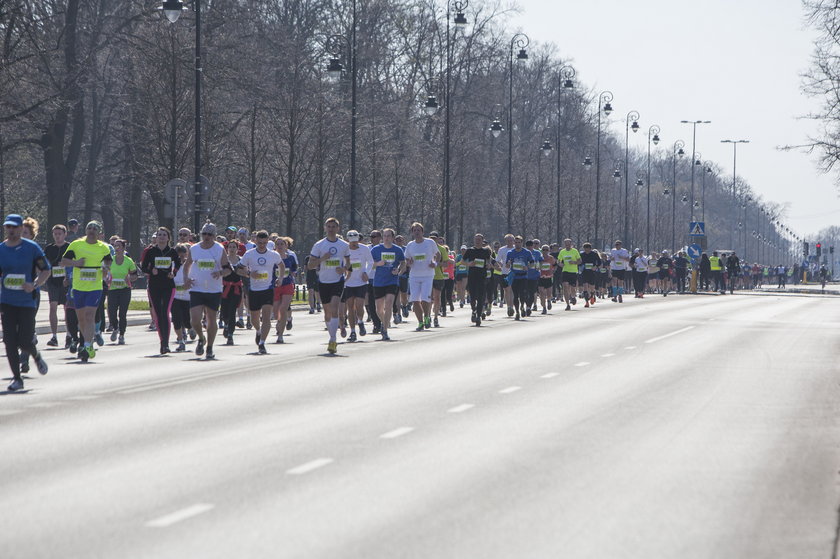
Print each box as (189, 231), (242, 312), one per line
(110, 330), (118, 342)
(541, 308), (547, 315)
(35, 355), (48, 375)
(358, 322), (366, 336)
(196, 339), (205, 356)
(441, 308), (446, 317)
(118, 335), (125, 345)
(316, 303), (322, 312)
(21, 361), (29, 373)
(87, 346), (96, 359)
(507, 307), (514, 317)
(402, 305), (409, 318)
(515, 312), (520, 321)
(566, 304), (571, 311)
(64, 336), (72, 349)
(7, 378), (23, 392)
(148, 322), (156, 331)
(95, 332), (104, 347)
(471, 311), (477, 323)
(69, 340), (78, 353)
(348, 332), (357, 342)
(570, 297), (577, 305)
(449, 302), (454, 312)
(276, 334), (284, 344)
(255, 332), (261, 347)
(424, 316), (431, 329)
(433, 317), (440, 328)
(286, 318), (293, 331)
(79, 347), (89, 363)
(547, 301), (552, 310)
(327, 340), (337, 354)
(309, 308), (315, 314)
(618, 294), (623, 303)
(415, 324), (425, 332)
(205, 346), (215, 360)
(237, 319), (245, 329)
(394, 313), (402, 325)
(381, 332), (390, 341)
(47, 336), (58, 347)
(226, 336), (234, 346)
(160, 345), (170, 355)
(584, 301), (590, 308)
(475, 316), (481, 327)
(258, 344), (267, 355)
(189, 328), (197, 340)
(459, 301), (464, 308)
(176, 340), (186, 352)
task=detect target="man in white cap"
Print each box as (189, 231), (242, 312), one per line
(343, 230), (373, 342)
(308, 217), (350, 354)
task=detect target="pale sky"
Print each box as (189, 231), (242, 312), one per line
(511, 0), (839, 238)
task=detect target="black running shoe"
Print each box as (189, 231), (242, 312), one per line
(196, 339), (205, 356)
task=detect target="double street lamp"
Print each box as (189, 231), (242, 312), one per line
(594, 91), (614, 249)
(556, 65), (575, 240)
(680, 120), (711, 222)
(506, 33), (529, 232)
(646, 125), (660, 251)
(671, 139), (686, 250)
(160, 0), (203, 232)
(721, 139), (749, 250)
(624, 110), (640, 243)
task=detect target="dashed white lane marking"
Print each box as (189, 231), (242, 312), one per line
(447, 404), (475, 413)
(26, 402), (62, 409)
(145, 503), (214, 528)
(540, 373), (559, 379)
(286, 458), (334, 475)
(64, 395), (100, 401)
(601, 353), (615, 358)
(499, 386), (522, 394)
(380, 427), (415, 439)
(574, 362), (590, 367)
(624, 346), (636, 350)
(0, 410), (23, 416)
(644, 326), (695, 344)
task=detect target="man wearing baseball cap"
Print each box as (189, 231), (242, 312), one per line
(0, 214), (51, 390)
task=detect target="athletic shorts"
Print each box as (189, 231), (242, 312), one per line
(432, 279), (445, 291)
(455, 274), (468, 282)
(500, 275), (510, 288)
(190, 291), (221, 311)
(538, 277), (553, 289)
(319, 279), (344, 302)
(561, 272), (578, 286)
(73, 289), (101, 309)
(659, 271), (671, 281)
(374, 284), (399, 299)
(274, 282), (295, 299)
(341, 284), (368, 302)
(48, 282), (67, 305)
(306, 270), (319, 290)
(611, 269), (626, 281)
(399, 276), (409, 293)
(408, 276), (434, 302)
(581, 270), (596, 285)
(249, 288), (274, 310)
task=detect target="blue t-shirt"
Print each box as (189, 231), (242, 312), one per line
(279, 252), (298, 286)
(506, 248), (534, 279)
(0, 238), (50, 308)
(527, 249), (542, 280)
(370, 244), (405, 287)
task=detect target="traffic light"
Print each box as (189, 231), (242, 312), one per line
(816, 243), (822, 257)
(804, 241), (809, 256)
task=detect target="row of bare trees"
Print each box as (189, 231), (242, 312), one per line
(1, 0), (794, 261)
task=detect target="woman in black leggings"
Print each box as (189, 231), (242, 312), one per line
(140, 227), (179, 354)
(107, 239), (138, 344)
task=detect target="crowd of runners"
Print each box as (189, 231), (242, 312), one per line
(0, 213), (816, 391)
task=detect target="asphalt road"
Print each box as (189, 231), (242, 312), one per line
(1, 293), (838, 559)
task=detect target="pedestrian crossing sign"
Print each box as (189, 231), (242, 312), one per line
(689, 221), (705, 236)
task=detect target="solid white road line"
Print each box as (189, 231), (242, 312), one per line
(600, 353), (615, 358)
(286, 458), (334, 475)
(498, 386), (522, 394)
(447, 404), (475, 413)
(644, 326), (695, 344)
(624, 346), (637, 350)
(145, 503), (214, 528)
(574, 362), (590, 367)
(380, 427), (415, 439)
(540, 373), (559, 379)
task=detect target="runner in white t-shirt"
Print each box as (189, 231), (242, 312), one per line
(308, 217), (350, 354)
(403, 222), (440, 331)
(609, 240), (631, 303)
(496, 234), (516, 316)
(342, 230), (374, 342)
(237, 230), (283, 354)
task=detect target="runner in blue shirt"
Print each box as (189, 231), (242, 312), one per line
(0, 214), (51, 391)
(370, 228), (406, 341)
(525, 240), (542, 316)
(505, 236), (534, 321)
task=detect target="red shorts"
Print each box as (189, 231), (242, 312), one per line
(274, 283), (295, 300)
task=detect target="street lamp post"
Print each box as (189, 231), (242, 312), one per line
(624, 110), (640, 244)
(721, 139), (749, 250)
(701, 164), (712, 222)
(671, 139), (685, 251)
(556, 65), (575, 240)
(506, 33), (529, 233)
(612, 159), (623, 242)
(442, 1), (468, 241)
(161, 0), (203, 232)
(539, 134), (553, 235)
(646, 125), (660, 252)
(680, 120), (711, 222)
(594, 91), (613, 249)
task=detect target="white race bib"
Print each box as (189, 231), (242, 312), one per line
(197, 260), (215, 271)
(255, 271), (269, 281)
(110, 278), (127, 290)
(51, 267), (66, 278)
(474, 258), (485, 268)
(3, 274), (25, 290)
(155, 257), (172, 269)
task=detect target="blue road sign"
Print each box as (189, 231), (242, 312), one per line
(687, 244), (702, 261)
(689, 221), (705, 236)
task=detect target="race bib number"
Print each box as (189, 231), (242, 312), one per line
(79, 268), (98, 283)
(176, 284), (187, 292)
(414, 254), (426, 262)
(512, 262), (526, 271)
(457, 265), (467, 272)
(155, 257), (172, 269)
(51, 267), (66, 278)
(474, 258), (485, 268)
(3, 274), (25, 290)
(351, 261), (362, 270)
(325, 258), (340, 268)
(110, 278), (127, 290)
(486, 270), (492, 278)
(662, 264), (670, 270)
(584, 263), (594, 270)
(256, 271), (269, 281)
(197, 260), (215, 271)
(614, 262), (625, 269)
(564, 255), (572, 261)
(382, 253), (395, 264)
(541, 262), (551, 270)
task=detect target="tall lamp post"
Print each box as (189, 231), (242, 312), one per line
(624, 111), (640, 244)
(721, 139), (749, 250)
(594, 91), (614, 248)
(556, 65), (575, 240)
(161, 0), (203, 232)
(441, 1), (468, 241)
(671, 139), (685, 250)
(646, 125), (660, 251)
(680, 120), (711, 222)
(612, 159), (623, 242)
(506, 33), (529, 232)
(324, 1), (359, 229)
(539, 134), (553, 234)
(701, 164), (712, 221)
